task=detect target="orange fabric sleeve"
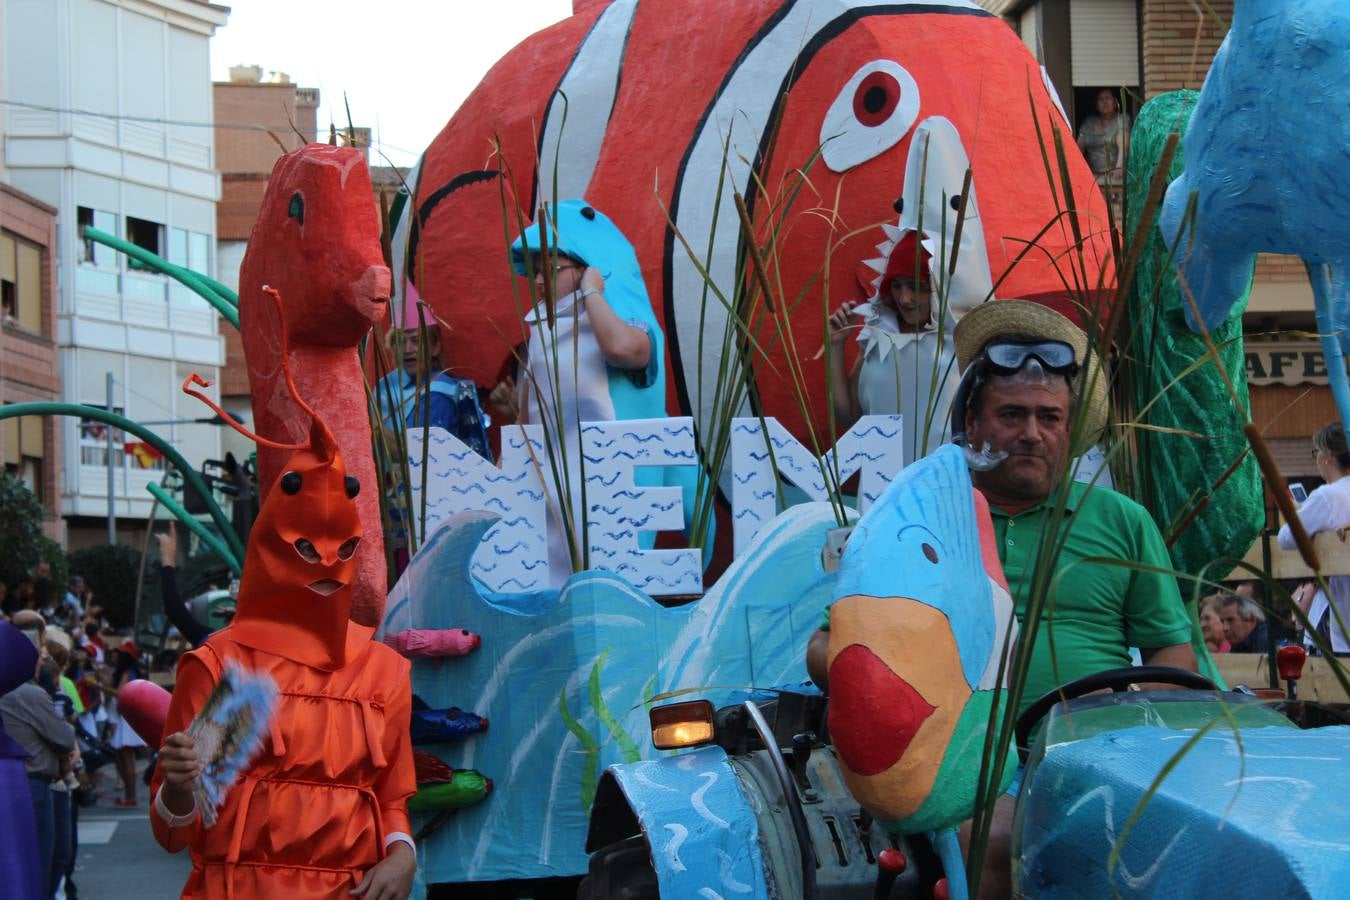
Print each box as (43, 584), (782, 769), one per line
(375, 677), (416, 845)
(150, 653), (218, 854)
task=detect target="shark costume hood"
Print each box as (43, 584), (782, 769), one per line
(510, 199), (667, 423)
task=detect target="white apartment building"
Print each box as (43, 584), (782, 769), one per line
(3, 0), (229, 545)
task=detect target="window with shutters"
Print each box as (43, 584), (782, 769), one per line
(1, 231), (45, 336)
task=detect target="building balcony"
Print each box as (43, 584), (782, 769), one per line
(69, 460), (162, 520)
(72, 264), (222, 348)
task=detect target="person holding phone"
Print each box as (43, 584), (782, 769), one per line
(1281, 421), (1350, 655)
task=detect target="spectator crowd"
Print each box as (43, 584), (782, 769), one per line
(2, 567), (153, 899)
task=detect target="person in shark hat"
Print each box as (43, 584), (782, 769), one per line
(152, 289), (417, 900)
(827, 230), (960, 465)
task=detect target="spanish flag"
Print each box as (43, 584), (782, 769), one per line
(124, 441), (163, 469)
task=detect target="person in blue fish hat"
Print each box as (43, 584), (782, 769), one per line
(489, 199), (703, 586)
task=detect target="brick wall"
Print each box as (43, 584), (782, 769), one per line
(1141, 0), (1232, 97)
(220, 328), (251, 397)
(1254, 253), (1307, 283)
(218, 175), (269, 241)
(0, 182), (61, 535)
(213, 82), (318, 175)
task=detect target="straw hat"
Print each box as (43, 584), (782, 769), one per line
(953, 299), (1110, 439)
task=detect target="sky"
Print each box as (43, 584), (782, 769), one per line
(208, 0), (575, 168)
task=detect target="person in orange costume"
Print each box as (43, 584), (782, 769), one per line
(151, 288), (417, 900)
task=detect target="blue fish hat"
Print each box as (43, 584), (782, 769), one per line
(510, 199), (666, 422)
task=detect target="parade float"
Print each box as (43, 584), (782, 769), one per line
(6, 0), (1350, 898)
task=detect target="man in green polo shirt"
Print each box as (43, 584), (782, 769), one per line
(807, 300), (1196, 900)
(807, 300), (1195, 706)
(954, 300), (1195, 713)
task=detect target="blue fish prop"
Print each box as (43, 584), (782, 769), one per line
(826, 444), (1018, 835)
(410, 696), (489, 744)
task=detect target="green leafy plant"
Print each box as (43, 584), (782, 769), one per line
(0, 472), (47, 579)
(39, 536), (69, 591)
(68, 543), (143, 629)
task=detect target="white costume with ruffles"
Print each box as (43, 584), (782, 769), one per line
(853, 300), (959, 467)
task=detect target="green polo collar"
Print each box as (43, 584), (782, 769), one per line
(984, 479), (1087, 520)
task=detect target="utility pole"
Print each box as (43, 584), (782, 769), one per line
(106, 371), (116, 544)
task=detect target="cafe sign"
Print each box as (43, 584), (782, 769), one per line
(1245, 341), (1343, 386)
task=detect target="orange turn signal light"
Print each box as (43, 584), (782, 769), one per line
(650, 699), (715, 750)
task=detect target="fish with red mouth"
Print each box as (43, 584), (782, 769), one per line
(827, 442), (1018, 835)
(402, 0), (1112, 448)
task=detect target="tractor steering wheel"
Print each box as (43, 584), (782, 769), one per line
(1013, 666), (1217, 763)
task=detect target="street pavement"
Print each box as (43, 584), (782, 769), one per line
(66, 798), (190, 900)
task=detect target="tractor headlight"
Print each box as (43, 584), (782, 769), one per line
(649, 699), (715, 750)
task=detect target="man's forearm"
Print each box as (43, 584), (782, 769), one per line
(806, 629), (830, 691)
(1140, 642), (1198, 673)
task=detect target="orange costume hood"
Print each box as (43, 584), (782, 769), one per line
(185, 287), (369, 671)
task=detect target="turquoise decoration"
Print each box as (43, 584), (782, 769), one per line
(1017, 695), (1350, 897)
(380, 503), (838, 883)
(827, 444), (1017, 836)
(1160, 0), (1350, 428)
(835, 446), (999, 688)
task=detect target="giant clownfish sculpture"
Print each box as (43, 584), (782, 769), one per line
(396, 0), (1113, 445)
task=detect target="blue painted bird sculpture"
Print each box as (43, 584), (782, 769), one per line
(1160, 0), (1350, 427)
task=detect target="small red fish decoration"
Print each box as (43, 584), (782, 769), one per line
(383, 628), (482, 663)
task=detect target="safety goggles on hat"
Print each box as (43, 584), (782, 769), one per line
(980, 339), (1078, 377)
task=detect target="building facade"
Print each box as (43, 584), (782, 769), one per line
(3, 0), (230, 548)
(979, 0), (1329, 485)
(1, 182), (62, 539)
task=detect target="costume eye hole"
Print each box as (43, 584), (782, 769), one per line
(819, 59), (921, 174)
(288, 192), (304, 224)
(337, 537), (360, 561)
(345, 475), (360, 499)
(922, 543), (939, 564)
(294, 538), (320, 563)
(280, 471), (302, 495)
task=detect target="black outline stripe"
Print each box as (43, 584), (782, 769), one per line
(406, 169), (500, 282)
